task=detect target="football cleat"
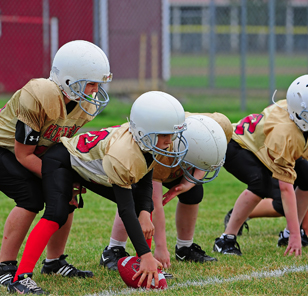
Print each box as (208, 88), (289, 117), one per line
(277, 229), (308, 247)
(213, 234), (242, 256)
(7, 273), (48, 295)
(224, 208), (249, 236)
(0, 261), (17, 287)
(41, 254), (93, 278)
(301, 228), (308, 247)
(175, 243), (217, 263)
(161, 270), (174, 279)
(100, 246), (130, 271)
(277, 231), (288, 247)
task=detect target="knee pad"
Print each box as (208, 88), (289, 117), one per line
(42, 167), (74, 228)
(178, 185), (203, 205)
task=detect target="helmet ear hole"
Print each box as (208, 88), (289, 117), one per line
(66, 80), (70, 86)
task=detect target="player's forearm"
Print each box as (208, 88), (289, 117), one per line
(152, 204), (167, 249)
(279, 180), (300, 236)
(17, 154), (42, 178)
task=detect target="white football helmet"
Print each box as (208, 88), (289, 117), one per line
(129, 91), (188, 168)
(175, 115), (227, 184)
(286, 74), (308, 132)
(49, 40), (112, 117)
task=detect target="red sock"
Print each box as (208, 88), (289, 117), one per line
(14, 218), (59, 281)
(146, 237), (152, 249)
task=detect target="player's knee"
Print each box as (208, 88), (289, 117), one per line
(42, 204), (69, 228)
(178, 185), (203, 204)
(178, 194), (203, 204)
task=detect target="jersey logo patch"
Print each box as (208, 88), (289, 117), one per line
(234, 114), (263, 135)
(29, 135), (39, 142)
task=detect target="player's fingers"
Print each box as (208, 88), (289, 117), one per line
(132, 270), (142, 281)
(162, 194), (175, 206)
(137, 272), (147, 288)
(295, 248), (301, 257)
(153, 271), (159, 288)
(162, 260), (171, 269)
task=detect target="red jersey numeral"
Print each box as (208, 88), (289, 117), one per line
(234, 114), (263, 135)
(77, 130), (110, 153)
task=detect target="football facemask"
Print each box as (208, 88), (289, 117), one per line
(68, 77), (112, 117)
(140, 131), (188, 168)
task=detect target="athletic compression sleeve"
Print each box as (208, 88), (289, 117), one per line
(112, 184), (151, 257)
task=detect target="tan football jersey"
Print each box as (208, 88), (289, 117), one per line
(232, 100), (308, 184)
(61, 123), (161, 189)
(0, 78), (95, 156)
(153, 111), (232, 183)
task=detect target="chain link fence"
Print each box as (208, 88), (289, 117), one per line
(169, 0), (308, 108)
(1, 0), (308, 107)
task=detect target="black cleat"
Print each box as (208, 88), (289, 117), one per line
(277, 229), (308, 247)
(175, 243), (217, 263)
(100, 246), (130, 271)
(213, 234), (242, 256)
(41, 254), (93, 278)
(277, 231), (289, 247)
(7, 273), (48, 295)
(301, 228), (308, 247)
(224, 208), (249, 236)
(0, 261), (17, 287)
(161, 270), (174, 279)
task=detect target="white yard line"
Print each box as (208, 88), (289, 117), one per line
(85, 264), (308, 296)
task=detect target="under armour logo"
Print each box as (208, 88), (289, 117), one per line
(29, 136), (39, 142)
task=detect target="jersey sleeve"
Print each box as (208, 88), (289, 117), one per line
(103, 155), (139, 188)
(102, 133), (149, 188)
(265, 125), (304, 183)
(16, 88), (44, 132)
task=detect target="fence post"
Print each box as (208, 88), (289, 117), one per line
(240, 0), (247, 112)
(268, 0), (276, 103)
(208, 0), (216, 89)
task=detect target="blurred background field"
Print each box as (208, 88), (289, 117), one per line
(1, 0), (308, 109)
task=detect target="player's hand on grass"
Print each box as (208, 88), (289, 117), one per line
(154, 246), (171, 269)
(284, 233), (301, 256)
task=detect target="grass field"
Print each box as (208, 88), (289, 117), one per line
(168, 53), (308, 90)
(0, 93), (307, 295)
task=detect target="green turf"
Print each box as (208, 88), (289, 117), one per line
(0, 94), (307, 295)
(0, 52), (307, 295)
